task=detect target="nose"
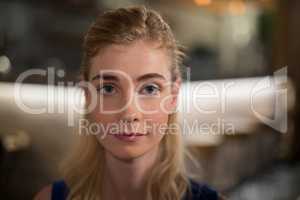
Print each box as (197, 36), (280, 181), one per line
(121, 112), (139, 123)
(119, 93), (142, 123)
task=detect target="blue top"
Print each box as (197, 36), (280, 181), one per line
(51, 179), (219, 200)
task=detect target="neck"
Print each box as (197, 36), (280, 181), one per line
(102, 145), (160, 200)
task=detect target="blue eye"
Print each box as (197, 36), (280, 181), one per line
(140, 84), (161, 96)
(97, 84), (116, 95)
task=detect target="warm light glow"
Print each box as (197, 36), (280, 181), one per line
(228, 0), (246, 15)
(0, 55), (11, 74)
(194, 0), (212, 6)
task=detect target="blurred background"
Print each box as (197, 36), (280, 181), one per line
(0, 0), (300, 199)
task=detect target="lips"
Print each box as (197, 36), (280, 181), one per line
(110, 132), (146, 142)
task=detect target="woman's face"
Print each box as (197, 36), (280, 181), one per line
(85, 40), (181, 161)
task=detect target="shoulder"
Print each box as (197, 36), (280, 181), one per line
(34, 185), (52, 200)
(51, 179), (69, 200)
(184, 179), (222, 200)
(34, 180), (69, 200)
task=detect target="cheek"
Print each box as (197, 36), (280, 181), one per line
(155, 93), (176, 115)
(86, 108), (118, 138)
(144, 111), (170, 137)
(138, 96), (174, 116)
(89, 110), (114, 124)
(100, 96), (124, 112)
(88, 98), (120, 123)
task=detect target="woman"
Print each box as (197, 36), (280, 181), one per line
(35, 5), (224, 200)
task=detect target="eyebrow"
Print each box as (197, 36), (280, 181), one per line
(91, 73), (166, 82)
(137, 73), (166, 82)
(91, 74), (118, 81)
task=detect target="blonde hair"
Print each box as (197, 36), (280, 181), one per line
(61, 5), (194, 200)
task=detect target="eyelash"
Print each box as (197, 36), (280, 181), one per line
(96, 83), (117, 95)
(141, 83), (161, 96)
(96, 83), (162, 96)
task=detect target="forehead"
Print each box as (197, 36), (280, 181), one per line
(89, 40), (171, 81)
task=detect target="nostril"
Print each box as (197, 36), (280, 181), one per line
(120, 119), (138, 125)
(133, 118), (138, 122)
(120, 113), (139, 123)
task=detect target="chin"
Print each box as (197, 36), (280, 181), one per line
(97, 134), (162, 161)
(107, 146), (150, 161)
